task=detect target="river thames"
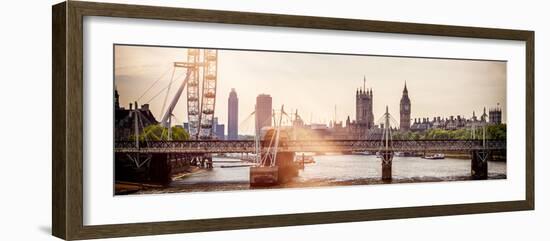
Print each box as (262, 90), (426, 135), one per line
(135, 154), (506, 194)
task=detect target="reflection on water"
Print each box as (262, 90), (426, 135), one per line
(170, 154), (506, 189)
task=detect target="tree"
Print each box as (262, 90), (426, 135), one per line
(169, 125), (191, 141)
(392, 124), (506, 140)
(486, 124), (506, 139)
(130, 125), (190, 141)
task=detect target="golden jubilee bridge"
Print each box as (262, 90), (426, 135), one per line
(114, 138), (505, 185)
(113, 138), (506, 154)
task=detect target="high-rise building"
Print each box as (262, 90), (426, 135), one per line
(183, 122), (189, 132)
(212, 117), (225, 140)
(400, 82), (411, 131)
(255, 94), (272, 136)
(227, 88), (239, 140)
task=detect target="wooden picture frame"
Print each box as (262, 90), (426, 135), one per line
(52, 1), (534, 240)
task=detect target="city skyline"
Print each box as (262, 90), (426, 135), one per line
(115, 45), (507, 135)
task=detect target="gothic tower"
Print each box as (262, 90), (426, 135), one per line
(355, 76), (374, 129)
(400, 82), (411, 131)
(489, 103), (502, 124)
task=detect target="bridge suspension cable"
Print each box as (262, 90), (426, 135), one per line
(381, 106), (393, 151)
(160, 66), (192, 127)
(142, 70), (187, 106)
(238, 111), (256, 132)
(260, 106), (286, 167)
(136, 65), (173, 102)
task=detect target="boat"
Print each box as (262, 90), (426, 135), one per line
(295, 154), (315, 164)
(395, 151), (421, 157)
(423, 153), (445, 159)
(220, 164), (255, 168)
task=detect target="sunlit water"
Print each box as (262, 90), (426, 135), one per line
(169, 154), (506, 189)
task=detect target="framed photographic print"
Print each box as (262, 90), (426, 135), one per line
(52, 1), (534, 240)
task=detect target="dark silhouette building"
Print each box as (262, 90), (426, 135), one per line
(227, 88), (239, 140)
(114, 88), (158, 141)
(489, 104), (503, 124)
(409, 105), (501, 132)
(343, 77), (378, 139)
(356, 76), (374, 130)
(115, 86), (120, 110)
(400, 82), (411, 131)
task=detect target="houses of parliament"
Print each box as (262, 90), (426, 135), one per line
(341, 76), (502, 139)
(284, 76), (503, 140)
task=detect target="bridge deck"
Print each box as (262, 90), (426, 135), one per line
(114, 139), (506, 154)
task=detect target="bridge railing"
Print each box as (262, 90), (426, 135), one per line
(114, 139), (506, 154)
(114, 140), (256, 154)
(274, 139), (506, 152)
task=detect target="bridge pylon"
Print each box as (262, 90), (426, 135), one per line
(380, 106), (394, 182)
(380, 151), (393, 181)
(471, 124), (489, 180)
(471, 150), (489, 180)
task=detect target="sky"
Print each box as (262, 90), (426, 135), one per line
(114, 45), (506, 135)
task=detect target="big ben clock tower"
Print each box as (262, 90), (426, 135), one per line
(400, 82), (411, 131)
